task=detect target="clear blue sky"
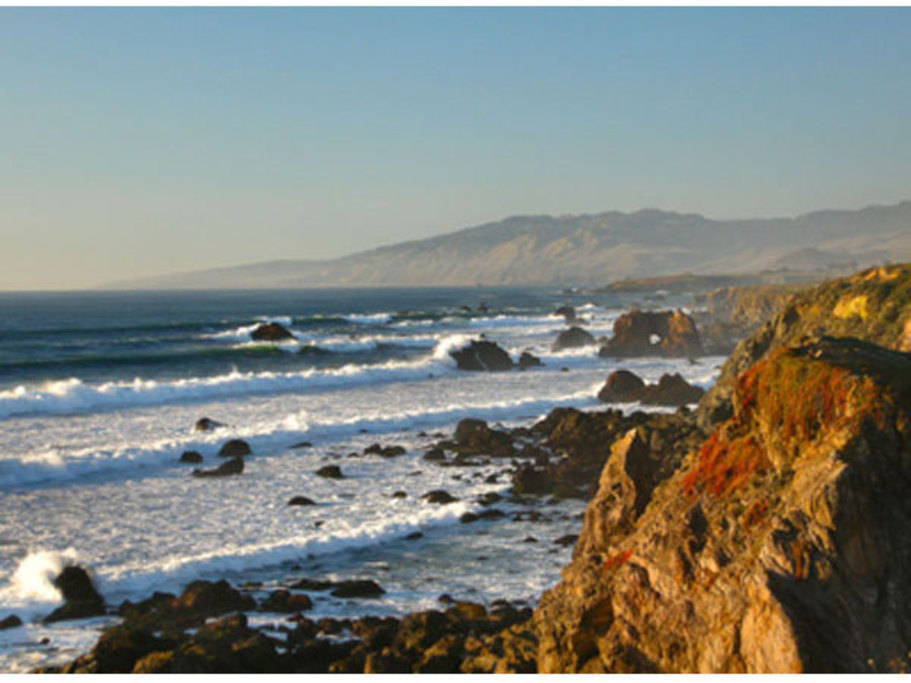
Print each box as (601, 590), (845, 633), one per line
(1, 7), (910, 289)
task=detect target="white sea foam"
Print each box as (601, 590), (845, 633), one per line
(343, 312), (392, 324)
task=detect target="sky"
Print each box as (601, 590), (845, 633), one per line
(1, 7), (910, 290)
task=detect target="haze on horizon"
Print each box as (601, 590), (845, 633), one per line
(1, 7), (910, 291)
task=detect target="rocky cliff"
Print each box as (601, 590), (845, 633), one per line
(697, 264), (911, 429)
(533, 336), (911, 673)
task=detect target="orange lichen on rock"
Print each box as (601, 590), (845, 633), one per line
(602, 549), (634, 572)
(681, 432), (769, 498)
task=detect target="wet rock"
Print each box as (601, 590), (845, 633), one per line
(477, 492), (503, 506)
(404, 532), (424, 541)
(597, 369), (647, 403)
(477, 509), (506, 520)
(450, 340), (514, 372)
(218, 439), (252, 457)
(315, 465), (343, 479)
(365, 443), (407, 457)
(44, 566), (106, 623)
(423, 448), (446, 462)
(250, 322), (294, 341)
(460, 512), (479, 524)
(552, 326), (597, 351)
(288, 496), (316, 506)
(194, 417), (225, 432)
(289, 578), (334, 592)
(518, 351), (544, 369)
(552, 534), (578, 547)
(289, 441), (313, 449)
(599, 309), (703, 358)
(176, 580), (256, 618)
(259, 590), (313, 613)
(193, 457), (244, 478)
(330, 580), (386, 599)
(0, 615), (22, 630)
(179, 450), (203, 464)
(422, 490), (458, 505)
(391, 491), (407, 499)
(453, 418), (515, 457)
(512, 465), (552, 495)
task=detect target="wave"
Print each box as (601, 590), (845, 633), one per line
(0, 335), (483, 422)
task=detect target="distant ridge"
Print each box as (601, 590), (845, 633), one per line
(103, 201), (911, 290)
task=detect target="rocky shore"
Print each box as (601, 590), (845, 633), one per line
(23, 264), (911, 673)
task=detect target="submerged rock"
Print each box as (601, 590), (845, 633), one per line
(554, 305), (578, 323)
(330, 580), (386, 599)
(453, 418), (515, 458)
(315, 465), (343, 479)
(194, 417), (225, 432)
(179, 450), (203, 464)
(259, 590), (313, 613)
(193, 457), (244, 478)
(218, 439), (252, 458)
(422, 490), (458, 505)
(288, 496), (316, 506)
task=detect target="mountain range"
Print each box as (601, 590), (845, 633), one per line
(106, 200), (911, 289)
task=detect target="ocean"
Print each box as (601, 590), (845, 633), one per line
(0, 286), (723, 672)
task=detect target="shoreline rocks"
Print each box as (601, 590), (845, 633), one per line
(552, 326), (596, 351)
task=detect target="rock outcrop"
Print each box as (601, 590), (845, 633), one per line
(696, 284), (804, 354)
(599, 310), (703, 358)
(597, 370), (704, 406)
(697, 264), (911, 430)
(534, 337), (911, 673)
(450, 340), (514, 371)
(552, 326), (597, 351)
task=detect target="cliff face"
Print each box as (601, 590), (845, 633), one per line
(697, 264), (911, 429)
(533, 337), (911, 673)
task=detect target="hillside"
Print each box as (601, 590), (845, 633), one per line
(104, 201), (911, 289)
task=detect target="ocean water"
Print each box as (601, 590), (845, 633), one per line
(0, 287), (723, 672)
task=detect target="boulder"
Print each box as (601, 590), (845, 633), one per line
(194, 417), (225, 432)
(365, 444), (407, 458)
(453, 419), (515, 458)
(554, 306), (578, 323)
(44, 566), (106, 623)
(179, 450), (203, 464)
(450, 340), (514, 371)
(599, 310), (703, 358)
(330, 580), (386, 599)
(192, 457), (244, 478)
(250, 322), (294, 341)
(259, 590), (313, 613)
(423, 448), (446, 462)
(597, 370), (646, 403)
(552, 326), (597, 351)
(422, 490), (458, 505)
(518, 352), (544, 369)
(640, 373), (705, 406)
(315, 465), (343, 479)
(176, 580), (256, 617)
(218, 439), (252, 457)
